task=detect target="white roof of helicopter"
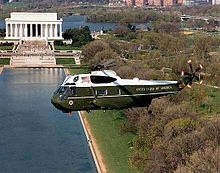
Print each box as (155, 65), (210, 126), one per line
(62, 70), (178, 87)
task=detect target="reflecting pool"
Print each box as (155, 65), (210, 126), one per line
(0, 68), (97, 173)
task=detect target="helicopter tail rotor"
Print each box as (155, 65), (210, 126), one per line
(179, 60), (203, 89)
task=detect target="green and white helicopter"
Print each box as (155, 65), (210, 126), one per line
(51, 60), (203, 113)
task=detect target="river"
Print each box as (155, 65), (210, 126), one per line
(0, 68), (97, 173)
(0, 15), (119, 32)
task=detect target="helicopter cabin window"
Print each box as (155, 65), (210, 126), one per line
(96, 89), (107, 96)
(90, 75), (116, 84)
(81, 76), (90, 83)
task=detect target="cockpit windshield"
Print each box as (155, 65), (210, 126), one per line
(55, 86), (68, 94)
(55, 86), (76, 96)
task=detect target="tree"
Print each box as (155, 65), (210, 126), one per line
(81, 40), (119, 66)
(0, 28), (5, 37)
(82, 40), (110, 60)
(153, 21), (180, 33)
(62, 26), (93, 47)
(113, 25), (129, 38)
(175, 146), (220, 173)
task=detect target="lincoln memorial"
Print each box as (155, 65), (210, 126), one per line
(5, 12), (63, 40)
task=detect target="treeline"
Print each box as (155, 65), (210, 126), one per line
(86, 6), (220, 24)
(179, 5), (220, 17)
(86, 9), (180, 24)
(81, 28), (220, 172)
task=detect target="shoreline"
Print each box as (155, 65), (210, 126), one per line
(0, 66), (3, 74)
(79, 111), (107, 173)
(64, 68), (107, 173)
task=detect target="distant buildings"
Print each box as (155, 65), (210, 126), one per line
(135, 0), (146, 6)
(125, 0), (184, 6)
(183, 0), (209, 5)
(125, 0), (214, 6)
(125, 0), (135, 6)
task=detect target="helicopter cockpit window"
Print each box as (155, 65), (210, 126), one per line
(90, 75), (117, 84)
(56, 86), (67, 94)
(73, 76), (79, 83)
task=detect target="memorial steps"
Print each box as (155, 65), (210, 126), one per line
(10, 56), (56, 67)
(10, 40), (57, 67)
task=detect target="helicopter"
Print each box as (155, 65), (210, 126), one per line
(51, 60), (203, 113)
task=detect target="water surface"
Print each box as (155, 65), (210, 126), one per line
(0, 15), (118, 32)
(0, 68), (97, 173)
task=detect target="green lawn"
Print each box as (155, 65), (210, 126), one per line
(85, 110), (136, 173)
(0, 46), (13, 50)
(69, 67), (88, 74)
(56, 58), (76, 67)
(206, 88), (220, 113)
(0, 58), (10, 65)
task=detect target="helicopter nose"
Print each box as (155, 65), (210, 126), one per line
(51, 95), (72, 113)
(51, 95), (62, 110)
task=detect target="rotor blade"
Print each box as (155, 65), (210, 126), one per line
(101, 59), (115, 66)
(187, 60), (193, 73)
(199, 64), (203, 69)
(181, 71), (184, 76)
(195, 64), (203, 72)
(105, 64), (116, 68)
(187, 84), (192, 88)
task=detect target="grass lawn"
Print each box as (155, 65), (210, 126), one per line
(0, 46), (13, 50)
(56, 58), (75, 65)
(69, 67), (88, 74)
(206, 88), (220, 113)
(85, 110), (136, 173)
(0, 58), (10, 65)
(54, 45), (81, 50)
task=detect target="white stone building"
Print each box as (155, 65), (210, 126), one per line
(5, 12), (63, 40)
(212, 0), (220, 4)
